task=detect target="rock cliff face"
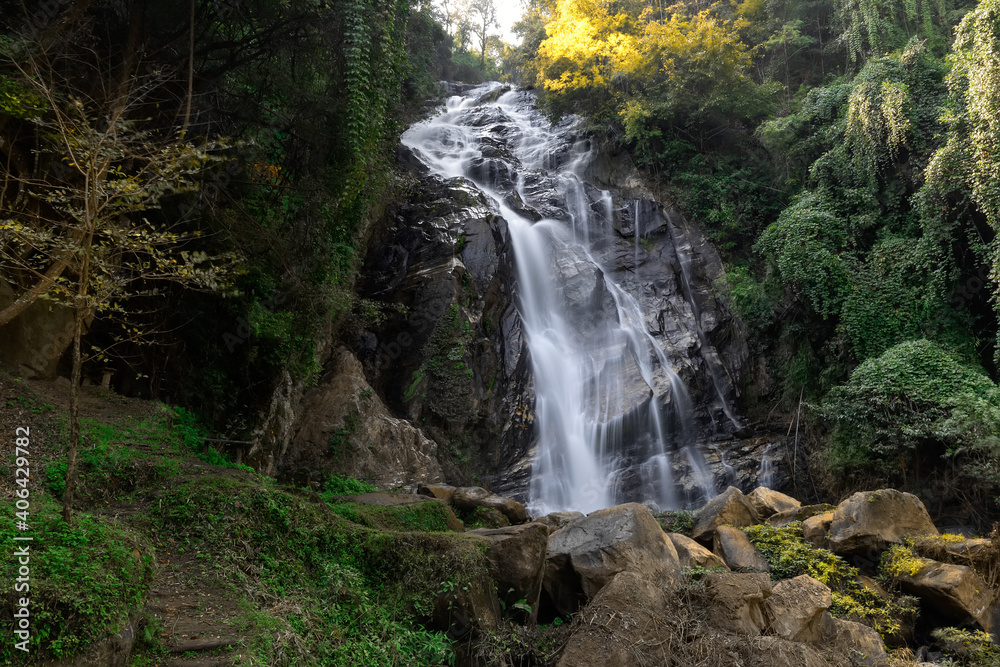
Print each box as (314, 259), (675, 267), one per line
(283, 83), (777, 504)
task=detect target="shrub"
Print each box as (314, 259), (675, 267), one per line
(744, 522), (916, 639)
(819, 339), (1000, 473)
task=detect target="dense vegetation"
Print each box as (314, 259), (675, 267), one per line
(511, 0), (1000, 513)
(0, 0), (491, 442)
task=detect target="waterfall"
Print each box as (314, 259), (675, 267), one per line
(402, 83), (736, 515)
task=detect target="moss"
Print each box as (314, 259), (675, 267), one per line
(462, 506), (510, 529)
(327, 500), (457, 532)
(744, 523), (916, 639)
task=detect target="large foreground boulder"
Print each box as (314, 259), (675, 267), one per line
(555, 571), (669, 667)
(824, 618), (889, 667)
(827, 489), (938, 557)
(691, 486), (760, 543)
(469, 523), (549, 622)
(764, 575), (832, 643)
(888, 556), (996, 633)
(544, 503), (681, 615)
(702, 572), (773, 635)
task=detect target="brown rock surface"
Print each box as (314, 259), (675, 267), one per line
(764, 575), (832, 642)
(714, 525), (770, 573)
(469, 523), (549, 621)
(827, 489), (938, 557)
(691, 486), (760, 543)
(284, 347), (443, 489)
(747, 487), (801, 519)
(544, 503), (681, 615)
(702, 572), (773, 635)
(668, 532), (729, 571)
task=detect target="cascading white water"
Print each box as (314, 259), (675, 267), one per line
(403, 83), (725, 514)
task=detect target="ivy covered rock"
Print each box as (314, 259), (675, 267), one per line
(827, 489), (938, 557)
(452, 486), (528, 525)
(820, 339), (1000, 477)
(882, 546), (997, 633)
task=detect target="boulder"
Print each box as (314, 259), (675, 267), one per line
(667, 532), (728, 571)
(747, 487), (801, 519)
(713, 525), (770, 573)
(827, 490), (938, 557)
(909, 536), (998, 570)
(767, 503), (838, 527)
(701, 572), (772, 635)
(763, 575), (832, 642)
(336, 492), (464, 532)
(890, 556), (995, 632)
(282, 347), (443, 487)
(430, 570), (501, 640)
(452, 486), (527, 524)
(823, 618), (889, 667)
(416, 483), (457, 504)
(544, 503), (681, 615)
(802, 512), (834, 548)
(537, 511), (585, 534)
(691, 486), (760, 543)
(555, 571), (669, 667)
(469, 523), (549, 622)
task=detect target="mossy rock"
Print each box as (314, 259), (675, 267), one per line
(328, 494), (464, 532)
(0, 497), (154, 663)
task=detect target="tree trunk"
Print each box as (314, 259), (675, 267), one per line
(62, 304), (84, 524)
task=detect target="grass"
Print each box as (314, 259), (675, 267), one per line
(0, 496), (154, 663)
(151, 475), (490, 665)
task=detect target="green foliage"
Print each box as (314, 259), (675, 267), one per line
(841, 236), (956, 361)
(153, 476), (488, 665)
(718, 264), (775, 331)
(879, 544), (926, 577)
(820, 339), (1000, 467)
(656, 509), (696, 536)
(931, 627), (1000, 666)
(744, 522), (915, 638)
(328, 501), (457, 532)
(324, 475), (380, 496)
(756, 192), (850, 318)
(0, 496), (154, 662)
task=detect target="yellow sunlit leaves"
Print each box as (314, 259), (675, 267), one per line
(535, 0), (752, 98)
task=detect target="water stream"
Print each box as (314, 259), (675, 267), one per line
(402, 83), (737, 514)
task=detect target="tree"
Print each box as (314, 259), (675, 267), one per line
(0, 45), (236, 522)
(465, 0), (499, 71)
